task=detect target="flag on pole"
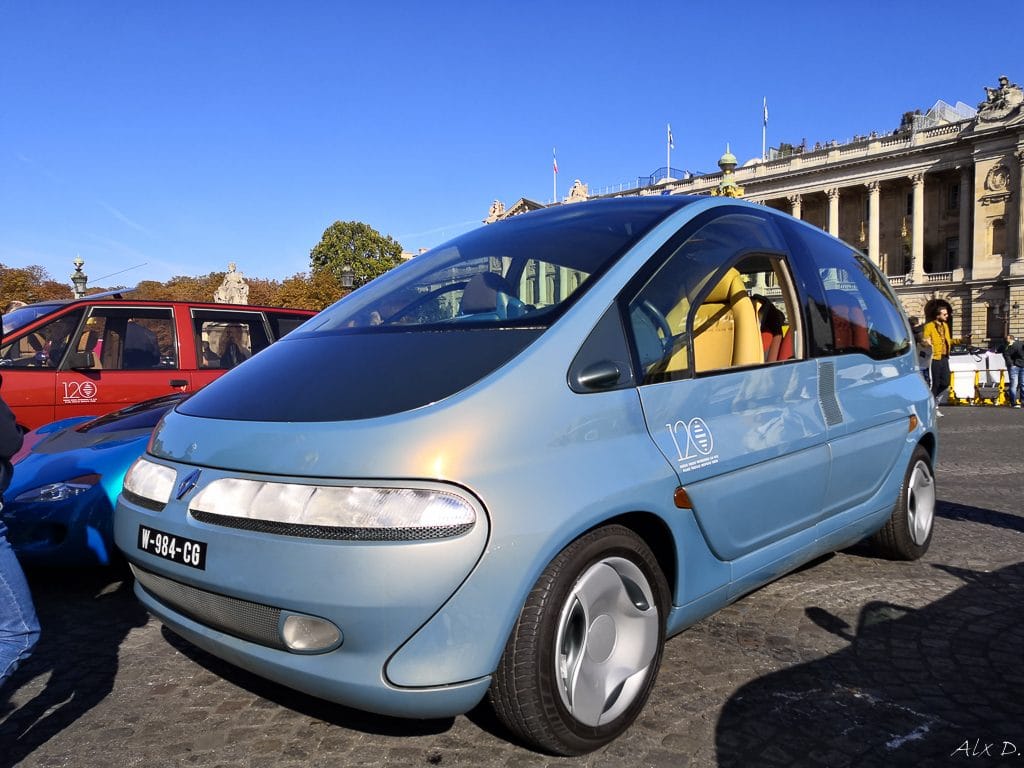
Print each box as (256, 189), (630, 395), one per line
(763, 97), (768, 126)
(667, 123), (675, 150)
(552, 148), (558, 174)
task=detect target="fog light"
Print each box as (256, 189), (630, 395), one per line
(281, 614), (342, 653)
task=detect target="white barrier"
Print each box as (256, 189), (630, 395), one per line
(948, 351), (1007, 403)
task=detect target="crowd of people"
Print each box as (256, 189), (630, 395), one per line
(910, 298), (1024, 412)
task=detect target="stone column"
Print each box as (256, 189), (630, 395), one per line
(826, 188), (840, 236)
(1017, 150), (1024, 262)
(958, 164), (972, 277)
(911, 173), (925, 283)
(788, 193), (802, 219)
(867, 181), (881, 265)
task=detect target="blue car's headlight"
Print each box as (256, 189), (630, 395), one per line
(188, 479), (476, 541)
(122, 458), (177, 511)
(14, 474), (101, 503)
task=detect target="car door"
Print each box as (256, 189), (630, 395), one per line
(781, 221), (919, 541)
(0, 306), (86, 429)
(624, 209), (830, 596)
(55, 306), (181, 421)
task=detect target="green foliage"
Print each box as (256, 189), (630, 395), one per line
(278, 271), (344, 310)
(310, 221), (403, 288)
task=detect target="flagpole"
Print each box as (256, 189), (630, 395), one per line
(552, 148), (557, 203)
(762, 97), (767, 161)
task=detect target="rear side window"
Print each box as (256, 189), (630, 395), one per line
(790, 224), (909, 359)
(191, 309), (272, 370)
(266, 311), (312, 339)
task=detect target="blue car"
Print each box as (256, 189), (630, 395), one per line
(3, 393), (187, 567)
(114, 197), (937, 755)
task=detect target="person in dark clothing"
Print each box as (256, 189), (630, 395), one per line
(1003, 334), (1024, 408)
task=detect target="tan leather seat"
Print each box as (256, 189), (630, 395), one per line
(692, 268), (762, 373)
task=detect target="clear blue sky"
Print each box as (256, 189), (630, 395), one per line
(1, 0), (1020, 288)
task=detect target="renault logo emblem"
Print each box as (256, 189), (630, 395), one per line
(176, 469), (201, 500)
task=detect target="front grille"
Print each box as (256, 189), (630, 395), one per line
(132, 564), (285, 650)
(190, 509), (472, 541)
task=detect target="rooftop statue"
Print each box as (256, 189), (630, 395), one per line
(977, 74), (1022, 122)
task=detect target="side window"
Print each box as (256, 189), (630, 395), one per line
(70, 308), (176, 370)
(797, 228), (910, 359)
(265, 312), (310, 340)
(626, 213), (802, 383)
(0, 309), (84, 369)
(192, 310), (272, 370)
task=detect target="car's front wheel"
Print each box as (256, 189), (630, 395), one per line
(488, 524), (668, 755)
(870, 445), (935, 560)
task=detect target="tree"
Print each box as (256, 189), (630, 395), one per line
(278, 270), (345, 311)
(310, 221), (403, 288)
(1, 264), (73, 306)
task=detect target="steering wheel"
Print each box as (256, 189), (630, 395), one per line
(638, 300), (673, 352)
(629, 299), (677, 373)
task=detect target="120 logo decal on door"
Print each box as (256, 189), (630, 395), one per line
(665, 417), (719, 472)
(62, 380), (98, 403)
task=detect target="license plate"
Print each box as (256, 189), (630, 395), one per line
(137, 524), (207, 570)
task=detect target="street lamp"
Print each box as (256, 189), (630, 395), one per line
(71, 255), (88, 298)
(995, 300), (1021, 339)
(340, 264), (354, 290)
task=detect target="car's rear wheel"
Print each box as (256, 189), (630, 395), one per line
(488, 525), (668, 755)
(870, 445), (935, 560)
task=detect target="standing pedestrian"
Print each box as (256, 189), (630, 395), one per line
(923, 302), (969, 417)
(910, 316), (933, 386)
(1, 319), (40, 687)
(1003, 333), (1024, 408)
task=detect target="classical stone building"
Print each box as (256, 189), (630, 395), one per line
(491, 75), (1024, 344)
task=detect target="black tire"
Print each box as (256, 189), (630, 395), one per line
(870, 445), (935, 560)
(488, 525), (668, 755)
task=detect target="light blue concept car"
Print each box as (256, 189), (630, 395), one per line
(114, 197), (937, 755)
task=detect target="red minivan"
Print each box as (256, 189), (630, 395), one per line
(1, 289), (315, 431)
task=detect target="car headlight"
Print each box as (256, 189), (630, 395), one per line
(189, 479), (476, 541)
(14, 474), (101, 503)
(122, 458), (177, 511)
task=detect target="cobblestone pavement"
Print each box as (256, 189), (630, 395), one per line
(2, 406), (1022, 767)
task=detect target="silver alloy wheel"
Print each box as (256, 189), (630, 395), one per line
(906, 459), (936, 545)
(554, 556), (660, 727)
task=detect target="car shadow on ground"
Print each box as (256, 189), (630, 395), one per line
(0, 566), (147, 768)
(936, 500), (1024, 534)
(715, 547), (1024, 765)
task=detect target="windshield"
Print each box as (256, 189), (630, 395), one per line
(2, 302), (66, 337)
(292, 197), (694, 338)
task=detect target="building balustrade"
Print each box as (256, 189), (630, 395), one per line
(926, 271), (953, 284)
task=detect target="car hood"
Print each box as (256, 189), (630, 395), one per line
(5, 425), (153, 499)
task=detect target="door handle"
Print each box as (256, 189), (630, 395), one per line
(169, 379), (188, 388)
